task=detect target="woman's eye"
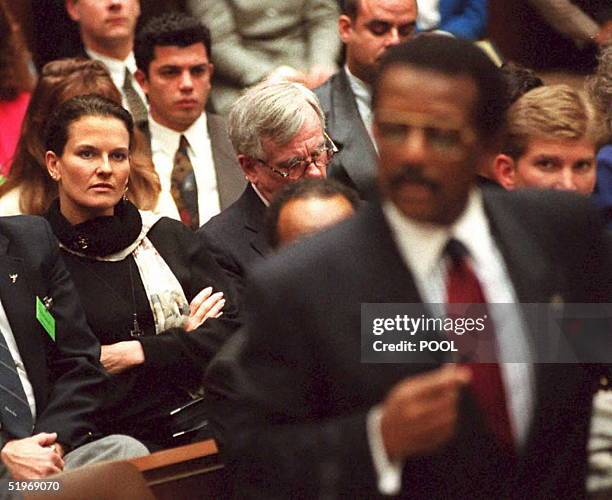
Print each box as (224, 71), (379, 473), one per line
(111, 152), (128, 161)
(78, 150), (94, 159)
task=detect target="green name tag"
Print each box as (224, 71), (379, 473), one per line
(36, 297), (56, 341)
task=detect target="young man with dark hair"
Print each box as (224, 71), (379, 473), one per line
(135, 12), (244, 228)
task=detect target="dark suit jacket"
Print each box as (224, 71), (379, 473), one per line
(51, 216), (242, 444)
(0, 216), (105, 449)
(314, 69), (378, 199)
(206, 112), (245, 210)
(197, 184), (270, 298)
(221, 188), (610, 498)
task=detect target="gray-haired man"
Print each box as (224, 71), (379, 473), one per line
(197, 81), (334, 295)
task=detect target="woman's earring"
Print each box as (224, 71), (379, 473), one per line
(123, 184), (129, 202)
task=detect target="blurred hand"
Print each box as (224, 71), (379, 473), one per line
(100, 341), (145, 374)
(380, 364), (471, 462)
(1, 433), (64, 479)
(304, 65), (335, 89)
(594, 21), (612, 46)
(266, 65), (309, 86)
(184, 287), (225, 332)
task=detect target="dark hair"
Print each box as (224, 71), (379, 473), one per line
(373, 35), (507, 142)
(500, 62), (544, 112)
(265, 178), (360, 248)
(1, 58), (160, 215)
(135, 12), (212, 75)
(340, 0), (360, 19)
(45, 94), (134, 157)
(0, 0), (35, 100)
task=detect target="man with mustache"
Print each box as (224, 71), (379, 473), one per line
(315, 0), (418, 199)
(222, 36), (611, 498)
(134, 13), (244, 228)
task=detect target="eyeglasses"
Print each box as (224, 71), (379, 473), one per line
(255, 131), (338, 179)
(375, 110), (476, 159)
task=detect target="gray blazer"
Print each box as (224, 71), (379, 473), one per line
(314, 69), (378, 199)
(189, 0), (341, 114)
(207, 112), (245, 210)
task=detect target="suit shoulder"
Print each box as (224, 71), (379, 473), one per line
(313, 73), (338, 108)
(206, 112), (228, 128)
(486, 188), (598, 224)
(0, 215), (53, 240)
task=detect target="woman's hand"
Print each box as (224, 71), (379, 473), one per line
(184, 286), (225, 332)
(100, 341), (145, 374)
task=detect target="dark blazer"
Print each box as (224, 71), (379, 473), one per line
(206, 112), (245, 210)
(222, 188), (611, 498)
(314, 69), (378, 199)
(53, 216), (242, 445)
(198, 184), (270, 297)
(0, 216), (105, 449)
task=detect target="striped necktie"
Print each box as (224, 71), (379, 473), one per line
(172, 135), (199, 229)
(0, 329), (33, 438)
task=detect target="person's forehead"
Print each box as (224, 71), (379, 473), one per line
(376, 64), (478, 123)
(522, 137), (596, 157)
(152, 43), (210, 65)
(357, 0), (417, 22)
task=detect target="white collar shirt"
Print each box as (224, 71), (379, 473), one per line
(344, 66), (377, 152)
(149, 113), (221, 226)
(85, 49), (148, 112)
(369, 190), (534, 495)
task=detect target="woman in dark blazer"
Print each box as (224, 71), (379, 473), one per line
(43, 94), (241, 451)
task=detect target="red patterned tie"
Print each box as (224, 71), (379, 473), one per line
(445, 239), (514, 453)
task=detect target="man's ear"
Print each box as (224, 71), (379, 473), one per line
(338, 15), (354, 44)
(134, 69), (148, 94)
(208, 62), (214, 80)
(493, 153), (518, 191)
(45, 151), (61, 182)
(238, 155), (257, 182)
(65, 0), (80, 22)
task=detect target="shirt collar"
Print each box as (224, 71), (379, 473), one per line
(344, 65), (372, 106)
(85, 48), (138, 82)
(251, 183), (270, 207)
(149, 113), (209, 157)
(382, 189), (488, 277)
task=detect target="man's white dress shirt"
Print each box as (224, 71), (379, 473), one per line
(149, 113), (221, 226)
(85, 49), (148, 114)
(368, 191), (534, 495)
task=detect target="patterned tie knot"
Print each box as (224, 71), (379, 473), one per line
(179, 135), (190, 155)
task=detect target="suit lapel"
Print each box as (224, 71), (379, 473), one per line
(327, 71), (378, 193)
(0, 234), (48, 407)
(483, 191), (559, 303)
(242, 185), (270, 258)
